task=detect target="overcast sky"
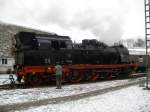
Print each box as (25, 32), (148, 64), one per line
(0, 0), (145, 44)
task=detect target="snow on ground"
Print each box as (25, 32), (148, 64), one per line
(0, 74), (145, 106)
(21, 85), (150, 112)
(0, 74), (16, 85)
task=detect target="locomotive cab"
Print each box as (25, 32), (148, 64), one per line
(15, 32), (39, 50)
(15, 31), (73, 51)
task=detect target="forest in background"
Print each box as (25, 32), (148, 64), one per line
(118, 38), (145, 48)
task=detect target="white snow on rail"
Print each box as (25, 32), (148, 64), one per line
(0, 74), (15, 85)
(0, 74), (145, 106)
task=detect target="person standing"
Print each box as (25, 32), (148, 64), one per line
(55, 62), (62, 89)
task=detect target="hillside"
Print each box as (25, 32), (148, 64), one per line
(0, 21), (54, 58)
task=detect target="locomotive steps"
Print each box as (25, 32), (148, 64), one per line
(0, 77), (146, 112)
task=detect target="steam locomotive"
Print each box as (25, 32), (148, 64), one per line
(14, 32), (137, 86)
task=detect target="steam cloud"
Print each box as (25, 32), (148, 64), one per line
(0, 0), (144, 44)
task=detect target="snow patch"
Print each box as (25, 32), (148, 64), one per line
(0, 75), (144, 106)
(23, 86), (150, 112)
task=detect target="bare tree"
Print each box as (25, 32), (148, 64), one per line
(134, 38), (145, 47)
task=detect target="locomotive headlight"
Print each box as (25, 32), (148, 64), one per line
(32, 72), (35, 75)
(47, 67), (51, 70)
(47, 67), (52, 73)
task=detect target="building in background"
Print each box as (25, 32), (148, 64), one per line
(128, 48), (150, 55)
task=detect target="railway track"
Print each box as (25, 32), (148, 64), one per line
(0, 83), (26, 90)
(0, 74), (29, 90)
(0, 76), (146, 112)
(0, 84), (13, 90)
(0, 73), (146, 91)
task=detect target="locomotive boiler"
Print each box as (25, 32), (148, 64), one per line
(14, 32), (137, 86)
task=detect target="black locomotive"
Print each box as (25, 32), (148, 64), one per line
(14, 31), (136, 86)
(15, 32), (130, 66)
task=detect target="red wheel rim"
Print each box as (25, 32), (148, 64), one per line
(69, 71), (83, 83)
(29, 75), (42, 86)
(91, 73), (99, 81)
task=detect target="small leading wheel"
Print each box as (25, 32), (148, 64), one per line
(28, 75), (42, 86)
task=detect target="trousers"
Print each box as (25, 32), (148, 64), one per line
(56, 75), (62, 89)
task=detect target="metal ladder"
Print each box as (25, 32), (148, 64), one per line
(144, 0), (150, 88)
